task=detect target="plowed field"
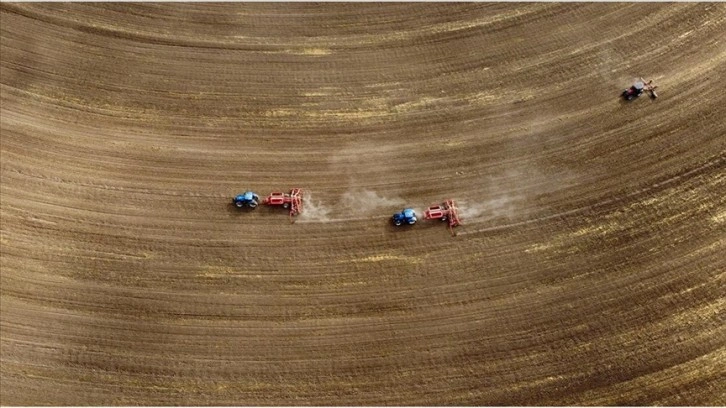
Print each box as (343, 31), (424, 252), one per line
(1, 3), (725, 405)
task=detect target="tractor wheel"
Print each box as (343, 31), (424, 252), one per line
(394, 220), (402, 226)
(248, 201), (258, 208)
(283, 203), (289, 209)
(234, 201), (244, 208)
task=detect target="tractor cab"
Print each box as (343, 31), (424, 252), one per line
(392, 208), (417, 226)
(233, 191), (260, 208)
(623, 78), (658, 100)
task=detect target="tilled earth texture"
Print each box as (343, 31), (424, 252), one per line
(1, 2), (725, 406)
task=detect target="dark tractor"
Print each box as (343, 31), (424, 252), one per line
(622, 78), (658, 101)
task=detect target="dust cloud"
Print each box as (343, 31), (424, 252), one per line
(298, 191), (333, 223)
(341, 189), (405, 214)
(457, 196), (518, 222)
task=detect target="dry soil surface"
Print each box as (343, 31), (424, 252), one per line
(1, 3), (725, 405)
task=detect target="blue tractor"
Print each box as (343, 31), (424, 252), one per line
(233, 191), (260, 208)
(392, 208), (417, 226)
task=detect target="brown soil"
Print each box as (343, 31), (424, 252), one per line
(1, 3), (725, 405)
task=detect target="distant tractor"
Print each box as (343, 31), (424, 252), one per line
(263, 188), (303, 222)
(392, 208), (417, 226)
(424, 199), (461, 235)
(232, 191), (260, 208)
(622, 77), (658, 101)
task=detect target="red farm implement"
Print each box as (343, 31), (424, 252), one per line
(424, 199), (461, 236)
(263, 188), (303, 222)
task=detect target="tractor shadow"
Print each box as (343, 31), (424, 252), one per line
(383, 218), (444, 236)
(384, 221), (416, 234)
(225, 202), (294, 221)
(225, 201), (255, 216)
(618, 91), (657, 107)
(618, 97), (634, 107)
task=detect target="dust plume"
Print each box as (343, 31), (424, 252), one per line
(340, 189), (406, 214)
(457, 196), (518, 222)
(299, 191), (333, 223)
